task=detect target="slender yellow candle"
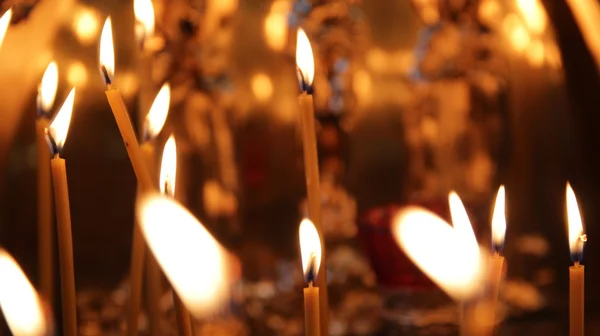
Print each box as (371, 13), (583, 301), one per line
(296, 28), (329, 336)
(159, 135), (193, 336)
(489, 185), (506, 325)
(45, 88), (77, 336)
(99, 17), (154, 193)
(36, 61), (58, 307)
(299, 219), (322, 336)
(566, 183), (586, 336)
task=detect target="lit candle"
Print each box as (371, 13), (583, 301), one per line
(393, 206), (491, 336)
(159, 135), (193, 336)
(489, 186), (506, 323)
(136, 194), (238, 318)
(45, 88), (77, 336)
(36, 61), (58, 307)
(0, 249), (48, 336)
(128, 83), (170, 336)
(0, 8), (12, 47)
(295, 28), (329, 335)
(134, 0), (160, 120)
(566, 183), (586, 336)
(299, 219), (322, 336)
(98, 17), (154, 192)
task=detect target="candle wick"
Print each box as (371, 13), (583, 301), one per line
(574, 261), (580, 267)
(44, 128), (60, 156)
(101, 65), (112, 86)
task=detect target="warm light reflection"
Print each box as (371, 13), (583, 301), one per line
(299, 219), (322, 284)
(516, 0), (547, 35)
(67, 61), (88, 87)
(47, 88), (76, 153)
(491, 186), (506, 253)
(393, 207), (485, 301)
(37, 62), (58, 115)
(0, 249), (47, 336)
(134, 0), (155, 41)
(99, 17), (115, 81)
(566, 183), (586, 262)
(251, 73), (273, 102)
(0, 9), (12, 48)
(527, 39), (545, 67)
(144, 83), (170, 140)
(448, 192), (479, 255)
(296, 29), (315, 90)
(73, 8), (100, 45)
(503, 14), (530, 52)
(137, 194), (235, 318)
(160, 135), (177, 197)
(264, 0), (289, 51)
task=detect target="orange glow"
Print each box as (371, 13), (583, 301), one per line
(37, 62), (58, 114)
(159, 135), (177, 197)
(48, 88), (76, 152)
(0, 249), (47, 336)
(99, 17), (115, 81)
(134, 0), (155, 42)
(73, 8), (101, 45)
(251, 73), (273, 102)
(393, 207), (485, 301)
(137, 194), (236, 318)
(566, 183), (586, 261)
(67, 61), (88, 87)
(491, 186), (506, 252)
(296, 29), (315, 89)
(516, 0), (547, 35)
(264, 0), (290, 51)
(144, 83), (170, 140)
(299, 219), (322, 283)
(0, 9), (12, 49)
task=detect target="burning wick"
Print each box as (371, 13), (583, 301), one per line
(44, 128), (59, 157)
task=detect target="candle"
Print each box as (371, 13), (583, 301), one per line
(299, 219), (322, 336)
(489, 186), (506, 323)
(0, 249), (48, 336)
(136, 194), (238, 318)
(134, 0), (160, 120)
(45, 88), (77, 336)
(127, 83), (170, 336)
(98, 17), (154, 192)
(566, 183), (586, 336)
(36, 61), (58, 306)
(295, 28), (329, 335)
(159, 135), (193, 336)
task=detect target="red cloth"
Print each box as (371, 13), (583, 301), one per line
(357, 200), (450, 289)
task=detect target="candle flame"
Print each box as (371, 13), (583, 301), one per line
(144, 83), (170, 140)
(137, 194), (236, 318)
(159, 135), (177, 197)
(299, 219), (322, 284)
(566, 183), (586, 263)
(47, 88), (76, 154)
(37, 62), (59, 117)
(393, 207), (485, 301)
(491, 185), (507, 253)
(295, 29), (315, 92)
(134, 0), (155, 41)
(0, 249), (47, 336)
(0, 9), (12, 49)
(448, 192), (480, 256)
(99, 17), (114, 84)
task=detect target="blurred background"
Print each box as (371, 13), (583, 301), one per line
(0, 0), (599, 334)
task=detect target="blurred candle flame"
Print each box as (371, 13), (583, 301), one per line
(516, 0), (547, 35)
(37, 62), (59, 116)
(159, 135), (177, 197)
(0, 9), (12, 48)
(393, 207), (485, 301)
(299, 219), (322, 284)
(0, 249), (47, 336)
(566, 183), (586, 263)
(99, 17), (114, 83)
(144, 83), (170, 140)
(295, 29), (315, 91)
(47, 88), (76, 154)
(491, 185), (507, 253)
(134, 0), (155, 43)
(449, 192), (480, 256)
(137, 194), (236, 318)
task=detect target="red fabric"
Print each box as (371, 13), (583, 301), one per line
(357, 200), (450, 290)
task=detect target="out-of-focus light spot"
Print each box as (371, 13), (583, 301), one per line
(251, 72), (273, 102)
(503, 14), (530, 52)
(421, 6), (439, 25)
(352, 69), (372, 105)
(67, 61), (88, 87)
(117, 72), (140, 98)
(479, 0), (501, 24)
(366, 48), (387, 73)
(516, 0), (547, 35)
(527, 39), (545, 67)
(73, 8), (100, 45)
(264, 0), (290, 51)
(544, 41), (562, 68)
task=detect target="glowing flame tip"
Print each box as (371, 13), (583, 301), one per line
(144, 83), (171, 140)
(37, 61), (59, 116)
(299, 219), (322, 283)
(566, 183), (585, 262)
(99, 17), (114, 83)
(295, 29), (315, 92)
(491, 185), (507, 253)
(159, 135), (177, 197)
(47, 88), (76, 154)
